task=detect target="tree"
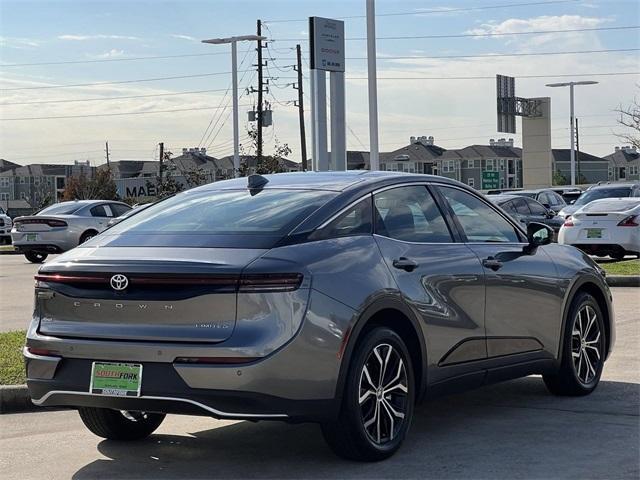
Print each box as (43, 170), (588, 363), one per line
(615, 88), (640, 149)
(553, 170), (567, 186)
(238, 124), (292, 176)
(62, 168), (117, 201)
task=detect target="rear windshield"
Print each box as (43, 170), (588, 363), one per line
(574, 187), (631, 206)
(582, 199), (640, 213)
(38, 203), (83, 215)
(107, 189), (336, 237)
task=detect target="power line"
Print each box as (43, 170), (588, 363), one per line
(0, 88), (231, 106)
(0, 104), (252, 121)
(0, 70), (254, 91)
(273, 48), (639, 62)
(272, 25), (640, 42)
(1, 51), (231, 68)
(265, 0), (580, 23)
(335, 71), (640, 81)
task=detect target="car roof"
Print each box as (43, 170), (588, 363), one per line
(487, 194), (519, 202)
(193, 171), (461, 193)
(589, 183), (637, 190)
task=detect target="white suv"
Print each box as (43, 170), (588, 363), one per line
(0, 206), (12, 245)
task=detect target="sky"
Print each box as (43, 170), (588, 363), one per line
(0, 0), (639, 166)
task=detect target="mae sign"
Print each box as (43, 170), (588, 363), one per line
(309, 16), (345, 72)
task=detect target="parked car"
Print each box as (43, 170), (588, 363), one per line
(25, 172), (614, 461)
(551, 187), (583, 204)
(558, 197), (640, 259)
(0, 206), (12, 245)
(558, 182), (640, 219)
(509, 188), (567, 213)
(11, 200), (131, 263)
(489, 194), (565, 238)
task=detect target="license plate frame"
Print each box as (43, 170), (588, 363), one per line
(90, 362), (143, 397)
(586, 228), (603, 239)
(26, 233), (38, 242)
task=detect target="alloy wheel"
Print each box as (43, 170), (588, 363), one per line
(358, 343), (409, 445)
(571, 305), (602, 384)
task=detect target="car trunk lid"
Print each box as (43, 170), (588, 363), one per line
(35, 247), (268, 343)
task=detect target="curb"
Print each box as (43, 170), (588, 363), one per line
(0, 384), (34, 414)
(0, 251), (20, 255)
(606, 275), (640, 287)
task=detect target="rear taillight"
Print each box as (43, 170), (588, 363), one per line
(26, 347), (60, 357)
(18, 218), (67, 227)
(238, 273), (303, 293)
(618, 215), (639, 227)
(563, 218), (574, 227)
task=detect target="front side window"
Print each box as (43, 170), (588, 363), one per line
(526, 199), (547, 215)
(374, 186), (452, 243)
(440, 186), (521, 243)
(513, 197), (531, 216)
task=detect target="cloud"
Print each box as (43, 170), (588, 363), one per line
(0, 36), (40, 49)
(86, 49), (125, 59)
(57, 34), (140, 41)
(170, 34), (198, 42)
(465, 15), (610, 49)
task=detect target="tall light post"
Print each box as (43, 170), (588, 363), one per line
(202, 34), (265, 177)
(366, 0), (379, 170)
(546, 81), (598, 186)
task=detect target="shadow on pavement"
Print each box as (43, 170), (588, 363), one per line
(73, 377), (639, 479)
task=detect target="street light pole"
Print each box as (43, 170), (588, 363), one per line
(546, 80), (598, 186)
(202, 34), (265, 177)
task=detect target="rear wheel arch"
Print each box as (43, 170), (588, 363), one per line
(336, 298), (427, 405)
(79, 229), (99, 244)
(560, 277), (612, 360)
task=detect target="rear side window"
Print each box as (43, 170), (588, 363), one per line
(312, 197), (372, 240)
(108, 189), (335, 237)
(440, 186), (521, 243)
(374, 186), (452, 243)
(526, 199), (547, 215)
(513, 198), (531, 215)
(90, 205), (110, 218)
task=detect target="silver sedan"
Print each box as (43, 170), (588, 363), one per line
(11, 200), (131, 263)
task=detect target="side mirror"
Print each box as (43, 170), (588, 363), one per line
(526, 222), (553, 251)
(547, 210), (556, 218)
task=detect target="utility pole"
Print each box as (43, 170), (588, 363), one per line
(105, 141), (110, 167)
(257, 19), (264, 167)
(158, 142), (164, 194)
(366, 0), (380, 170)
(295, 44), (308, 171)
(575, 117), (581, 184)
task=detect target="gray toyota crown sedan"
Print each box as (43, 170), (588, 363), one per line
(24, 171), (614, 461)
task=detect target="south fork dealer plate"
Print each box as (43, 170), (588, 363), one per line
(90, 362), (143, 397)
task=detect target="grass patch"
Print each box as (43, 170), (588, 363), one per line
(0, 245), (15, 252)
(601, 259), (640, 276)
(0, 330), (26, 385)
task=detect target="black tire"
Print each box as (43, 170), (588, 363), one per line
(322, 327), (415, 461)
(24, 251), (48, 263)
(543, 292), (606, 396)
(78, 407), (165, 441)
(79, 230), (98, 244)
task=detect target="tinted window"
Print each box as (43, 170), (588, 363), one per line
(38, 203), (83, 215)
(551, 192), (566, 207)
(513, 198), (531, 215)
(108, 189), (335, 236)
(441, 187), (520, 243)
(374, 186), (452, 243)
(499, 200), (517, 214)
(90, 205), (110, 218)
(574, 187), (632, 206)
(312, 197), (372, 240)
(526, 199), (547, 215)
(537, 192), (550, 205)
(110, 203), (131, 217)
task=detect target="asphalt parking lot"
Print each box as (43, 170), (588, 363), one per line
(0, 254), (638, 478)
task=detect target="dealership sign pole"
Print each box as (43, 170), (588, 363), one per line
(309, 16), (346, 171)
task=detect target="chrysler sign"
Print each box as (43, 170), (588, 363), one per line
(309, 16), (345, 72)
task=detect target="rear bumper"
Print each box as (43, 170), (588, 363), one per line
(14, 244), (65, 254)
(26, 356), (336, 422)
(11, 231), (76, 252)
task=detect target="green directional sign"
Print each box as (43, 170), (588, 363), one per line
(482, 171), (500, 190)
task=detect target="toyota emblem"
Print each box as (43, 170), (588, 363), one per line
(110, 274), (129, 291)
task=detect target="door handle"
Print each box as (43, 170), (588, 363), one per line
(482, 257), (503, 271)
(392, 257), (418, 272)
